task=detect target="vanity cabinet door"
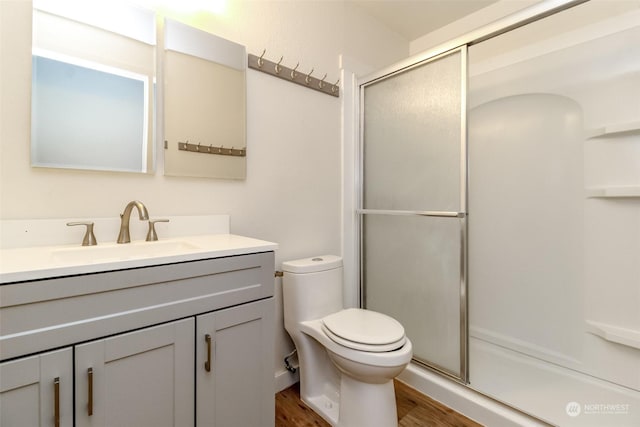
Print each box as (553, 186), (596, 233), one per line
(0, 348), (73, 427)
(196, 298), (275, 427)
(75, 318), (195, 427)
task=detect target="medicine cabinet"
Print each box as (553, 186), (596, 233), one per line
(31, 0), (156, 174)
(163, 19), (247, 179)
(29, 3), (247, 179)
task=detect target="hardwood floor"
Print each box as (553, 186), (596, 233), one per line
(275, 380), (483, 427)
(275, 382), (329, 427)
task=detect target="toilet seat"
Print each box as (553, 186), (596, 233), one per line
(321, 308), (406, 352)
(300, 318), (412, 367)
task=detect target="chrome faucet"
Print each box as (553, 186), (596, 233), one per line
(117, 200), (149, 243)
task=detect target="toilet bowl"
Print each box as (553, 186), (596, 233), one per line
(282, 255), (413, 427)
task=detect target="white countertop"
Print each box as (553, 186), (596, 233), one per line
(0, 234), (278, 284)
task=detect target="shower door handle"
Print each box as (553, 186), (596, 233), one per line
(357, 209), (465, 218)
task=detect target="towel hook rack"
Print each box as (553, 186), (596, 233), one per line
(176, 141), (246, 157)
(247, 50), (339, 97)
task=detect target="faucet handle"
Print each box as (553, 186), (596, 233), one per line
(67, 222), (98, 246)
(146, 219), (169, 242)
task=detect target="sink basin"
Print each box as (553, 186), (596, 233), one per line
(51, 240), (203, 263)
(1, 233), (278, 284)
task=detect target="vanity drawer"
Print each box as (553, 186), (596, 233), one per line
(0, 251), (274, 361)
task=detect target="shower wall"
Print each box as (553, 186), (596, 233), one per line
(467, 1), (640, 426)
(469, 93), (584, 365)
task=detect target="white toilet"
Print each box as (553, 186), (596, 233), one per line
(282, 255), (413, 427)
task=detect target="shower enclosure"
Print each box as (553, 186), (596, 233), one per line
(359, 47), (468, 381)
(357, 1), (640, 425)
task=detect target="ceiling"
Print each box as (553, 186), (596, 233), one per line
(351, 0), (499, 41)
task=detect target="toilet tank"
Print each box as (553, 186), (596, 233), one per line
(282, 255), (344, 326)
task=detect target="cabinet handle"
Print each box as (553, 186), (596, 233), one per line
(87, 367), (93, 416)
(205, 334), (212, 372)
(54, 377), (60, 427)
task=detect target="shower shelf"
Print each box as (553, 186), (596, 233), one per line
(585, 120), (640, 139)
(585, 186), (640, 198)
(586, 320), (640, 350)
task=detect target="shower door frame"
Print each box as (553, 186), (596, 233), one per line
(357, 46), (469, 382)
(353, 0), (588, 384)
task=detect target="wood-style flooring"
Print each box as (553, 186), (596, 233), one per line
(275, 380), (483, 427)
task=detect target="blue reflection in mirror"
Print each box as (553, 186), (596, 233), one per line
(31, 54), (148, 172)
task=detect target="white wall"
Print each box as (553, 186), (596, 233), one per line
(409, 0), (541, 55)
(0, 0), (408, 391)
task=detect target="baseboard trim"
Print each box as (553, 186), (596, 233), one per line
(275, 367), (299, 393)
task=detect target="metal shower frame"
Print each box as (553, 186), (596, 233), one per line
(355, 0), (588, 384)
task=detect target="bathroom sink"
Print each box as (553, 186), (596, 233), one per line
(1, 233), (277, 283)
(50, 240), (203, 263)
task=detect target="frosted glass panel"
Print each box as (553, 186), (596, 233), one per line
(363, 52), (462, 212)
(364, 215), (462, 376)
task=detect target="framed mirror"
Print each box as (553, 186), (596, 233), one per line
(163, 19), (247, 180)
(31, 0), (156, 173)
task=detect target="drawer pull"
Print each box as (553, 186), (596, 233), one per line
(205, 334), (212, 372)
(54, 377), (60, 427)
(87, 368), (93, 416)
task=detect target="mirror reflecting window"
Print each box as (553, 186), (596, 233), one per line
(163, 19), (247, 180)
(31, 0), (156, 173)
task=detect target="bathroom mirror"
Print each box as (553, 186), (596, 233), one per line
(31, 0), (156, 174)
(163, 19), (247, 180)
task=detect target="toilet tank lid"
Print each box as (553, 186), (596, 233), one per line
(281, 255), (343, 274)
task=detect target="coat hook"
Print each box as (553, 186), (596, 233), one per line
(257, 49), (266, 68)
(331, 79), (340, 93)
(275, 56), (283, 74)
(196, 142), (201, 152)
(318, 74), (327, 89)
(208, 144), (212, 153)
(305, 68), (314, 85)
(290, 62), (299, 79)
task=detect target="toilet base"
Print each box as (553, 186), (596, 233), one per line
(303, 393), (340, 426)
(338, 375), (398, 427)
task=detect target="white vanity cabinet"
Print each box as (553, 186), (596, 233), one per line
(0, 348), (73, 427)
(0, 249), (275, 427)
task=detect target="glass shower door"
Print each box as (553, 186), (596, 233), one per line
(359, 48), (467, 380)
